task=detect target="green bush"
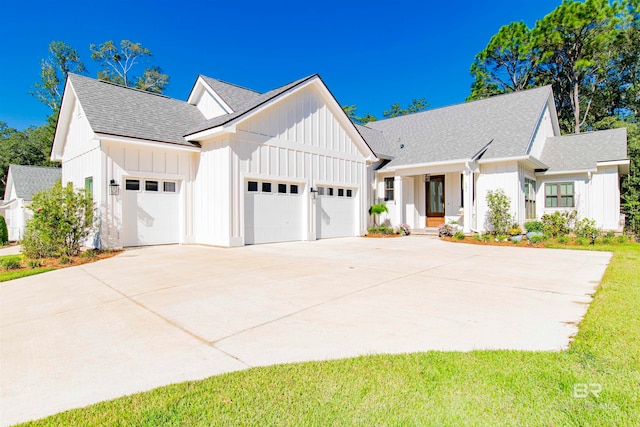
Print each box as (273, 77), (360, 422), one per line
(528, 235), (545, 245)
(605, 230), (616, 239)
(574, 218), (601, 239)
(453, 231), (465, 240)
(1, 256), (21, 270)
(602, 237), (613, 244)
(472, 234), (482, 241)
(27, 259), (43, 269)
(557, 236), (570, 244)
(59, 255), (71, 265)
(80, 249), (98, 259)
(616, 235), (629, 244)
(495, 234), (508, 242)
(524, 220), (543, 233)
(368, 203), (388, 226)
(0, 216), (8, 246)
(541, 211), (577, 238)
(21, 181), (95, 259)
(576, 237), (590, 246)
(486, 189), (515, 235)
(367, 225), (394, 235)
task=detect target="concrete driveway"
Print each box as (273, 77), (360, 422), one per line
(1, 237), (611, 425)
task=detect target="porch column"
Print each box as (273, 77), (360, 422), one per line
(394, 175), (403, 226)
(463, 170), (473, 233)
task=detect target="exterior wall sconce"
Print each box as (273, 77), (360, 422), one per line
(424, 174), (431, 182)
(109, 179), (120, 195)
(310, 187), (318, 199)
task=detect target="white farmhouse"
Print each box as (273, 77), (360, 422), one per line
(50, 74), (629, 248)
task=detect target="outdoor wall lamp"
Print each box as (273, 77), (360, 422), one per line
(109, 179), (120, 195)
(310, 187), (318, 199)
(424, 174), (431, 182)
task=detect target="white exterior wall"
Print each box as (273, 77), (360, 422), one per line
(4, 195), (26, 242)
(194, 84), (369, 246)
(195, 91), (229, 120)
(102, 140), (197, 248)
(192, 137), (232, 246)
(536, 175), (589, 220)
(476, 161), (520, 232)
(528, 105), (556, 158)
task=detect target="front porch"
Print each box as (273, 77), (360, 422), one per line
(377, 164), (476, 233)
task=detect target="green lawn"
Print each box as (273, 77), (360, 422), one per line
(0, 255), (55, 282)
(18, 244), (640, 426)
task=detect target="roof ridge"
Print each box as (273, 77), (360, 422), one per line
(549, 127), (626, 139)
(69, 73), (172, 99)
(199, 75), (261, 94)
(10, 164), (60, 170)
(372, 84), (553, 124)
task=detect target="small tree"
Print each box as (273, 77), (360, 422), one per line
(485, 189), (515, 235)
(369, 203), (388, 227)
(21, 181), (94, 258)
(0, 216), (8, 246)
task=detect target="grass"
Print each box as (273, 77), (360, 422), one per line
(17, 243), (640, 426)
(0, 255), (54, 282)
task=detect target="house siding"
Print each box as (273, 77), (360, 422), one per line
(476, 161), (519, 232)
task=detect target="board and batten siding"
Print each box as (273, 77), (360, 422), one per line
(476, 161), (519, 232)
(100, 140), (197, 248)
(215, 85), (369, 245)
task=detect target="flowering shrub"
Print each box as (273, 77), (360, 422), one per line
(438, 223), (455, 237)
(395, 223), (411, 236)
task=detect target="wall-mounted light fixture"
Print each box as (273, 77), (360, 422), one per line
(109, 179), (120, 195)
(310, 187), (318, 200)
(424, 174), (431, 182)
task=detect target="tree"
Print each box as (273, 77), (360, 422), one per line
(30, 41), (86, 114)
(534, 0), (619, 134)
(468, 22), (539, 101)
(90, 40), (169, 93)
(383, 98), (428, 118)
(21, 181), (94, 258)
(342, 105), (377, 124)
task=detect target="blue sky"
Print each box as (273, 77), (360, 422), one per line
(0, 0), (562, 130)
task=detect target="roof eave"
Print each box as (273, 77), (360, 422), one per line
(94, 133), (202, 151)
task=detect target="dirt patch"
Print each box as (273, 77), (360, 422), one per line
(9, 250), (121, 271)
(441, 236), (544, 248)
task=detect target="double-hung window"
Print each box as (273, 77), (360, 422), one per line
(384, 177), (394, 201)
(545, 182), (574, 208)
(525, 178), (536, 218)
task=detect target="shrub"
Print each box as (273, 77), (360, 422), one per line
(0, 216), (8, 246)
(395, 224), (411, 236)
(80, 249), (98, 259)
(602, 237), (613, 244)
(453, 231), (465, 240)
(507, 226), (523, 236)
(1, 257), (21, 270)
(574, 218), (601, 239)
(495, 234), (508, 242)
(524, 220), (543, 233)
(605, 230), (616, 239)
(616, 235), (629, 244)
(576, 237), (590, 246)
(438, 223), (455, 237)
(27, 259), (43, 269)
(528, 235), (545, 245)
(21, 181), (95, 259)
(59, 256), (71, 265)
(367, 225), (394, 235)
(541, 211), (577, 238)
(486, 189), (515, 235)
(481, 233), (491, 242)
(472, 234), (482, 241)
(557, 236), (570, 244)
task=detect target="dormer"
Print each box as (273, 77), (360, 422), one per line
(187, 76), (234, 120)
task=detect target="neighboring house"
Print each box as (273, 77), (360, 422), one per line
(51, 74), (628, 249)
(1, 164), (61, 241)
(360, 86), (629, 233)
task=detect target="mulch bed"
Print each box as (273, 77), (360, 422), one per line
(363, 234), (403, 238)
(7, 250), (121, 271)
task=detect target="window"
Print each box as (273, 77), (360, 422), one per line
(328, 188), (334, 196)
(384, 177), (394, 201)
(346, 189), (352, 197)
(278, 183), (287, 194)
(145, 180), (159, 192)
(163, 181), (176, 193)
(248, 181), (258, 192)
(125, 179), (140, 191)
(262, 182), (271, 193)
(545, 182), (574, 208)
(290, 185), (299, 194)
(525, 178), (536, 219)
(317, 187), (325, 196)
(460, 174), (464, 208)
(85, 177), (93, 199)
(338, 188), (344, 197)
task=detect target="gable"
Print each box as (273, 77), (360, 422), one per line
(234, 80), (375, 161)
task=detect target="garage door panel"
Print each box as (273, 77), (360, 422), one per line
(317, 189), (356, 239)
(123, 179), (180, 247)
(245, 187), (303, 245)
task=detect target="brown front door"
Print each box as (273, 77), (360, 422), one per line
(426, 175), (445, 227)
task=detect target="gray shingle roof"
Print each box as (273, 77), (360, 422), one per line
(540, 128), (628, 172)
(199, 76), (261, 111)
(185, 75), (317, 136)
(9, 164), (61, 201)
(354, 124), (393, 158)
(364, 86), (553, 168)
(68, 74), (206, 146)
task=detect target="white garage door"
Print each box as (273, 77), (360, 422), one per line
(122, 178), (180, 247)
(245, 180), (303, 245)
(316, 186), (356, 239)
